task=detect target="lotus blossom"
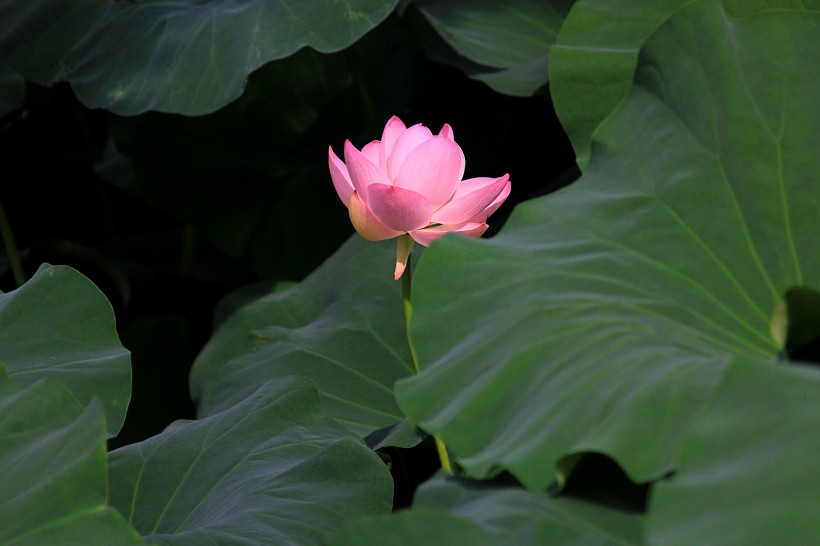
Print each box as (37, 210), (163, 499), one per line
(329, 116), (511, 279)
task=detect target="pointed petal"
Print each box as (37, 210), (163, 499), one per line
(394, 234), (414, 280)
(367, 183), (434, 232)
(349, 191), (402, 241)
(344, 140), (391, 202)
(431, 174), (509, 225)
(381, 116), (407, 166)
(329, 146), (354, 207)
(361, 140), (384, 169)
(469, 177), (511, 223)
(410, 222), (488, 246)
(394, 135), (465, 208)
(438, 123), (455, 140)
(386, 124), (433, 179)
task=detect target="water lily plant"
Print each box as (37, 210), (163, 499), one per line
(329, 116), (511, 279)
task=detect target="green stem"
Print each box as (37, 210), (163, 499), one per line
(401, 253), (420, 375)
(402, 252), (452, 474)
(433, 436), (452, 474)
(0, 199), (25, 287)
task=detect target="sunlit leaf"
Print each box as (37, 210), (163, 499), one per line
(549, 0), (820, 169)
(397, 2), (819, 491)
(648, 359), (820, 545)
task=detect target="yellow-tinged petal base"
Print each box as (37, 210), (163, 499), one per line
(349, 191), (402, 241)
(394, 234), (415, 280)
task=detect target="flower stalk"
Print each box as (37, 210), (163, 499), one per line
(0, 199), (25, 287)
(401, 243), (452, 474)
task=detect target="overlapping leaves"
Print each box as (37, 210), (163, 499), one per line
(330, 474), (643, 545)
(0, 264), (131, 437)
(549, 0), (820, 169)
(0, 368), (142, 545)
(0, 263), (395, 545)
(414, 0), (573, 96)
(109, 376), (393, 545)
(191, 237), (417, 444)
(4, 0), (819, 544)
(399, 0), (818, 506)
(0, 266), (140, 543)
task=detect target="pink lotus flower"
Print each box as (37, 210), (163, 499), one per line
(329, 116), (511, 279)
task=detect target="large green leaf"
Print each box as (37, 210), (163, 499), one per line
(0, 0), (398, 115)
(415, 0), (573, 96)
(549, 0), (820, 170)
(396, 2), (819, 490)
(190, 236), (417, 443)
(329, 473), (643, 545)
(648, 359), (820, 545)
(0, 367), (142, 545)
(0, 264), (131, 437)
(108, 375), (392, 545)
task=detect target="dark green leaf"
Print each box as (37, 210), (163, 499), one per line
(329, 473), (643, 545)
(415, 0), (573, 96)
(331, 511), (487, 545)
(108, 376), (392, 545)
(0, 0), (398, 114)
(191, 236), (417, 443)
(0, 367), (142, 545)
(0, 264), (131, 437)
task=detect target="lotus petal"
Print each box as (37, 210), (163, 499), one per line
(439, 123), (455, 140)
(470, 179), (511, 222)
(381, 116), (407, 167)
(386, 124), (434, 179)
(329, 147), (354, 207)
(344, 140), (391, 202)
(410, 222), (488, 246)
(349, 191), (402, 241)
(395, 136), (465, 209)
(367, 184), (434, 232)
(362, 140), (384, 170)
(432, 175), (509, 225)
